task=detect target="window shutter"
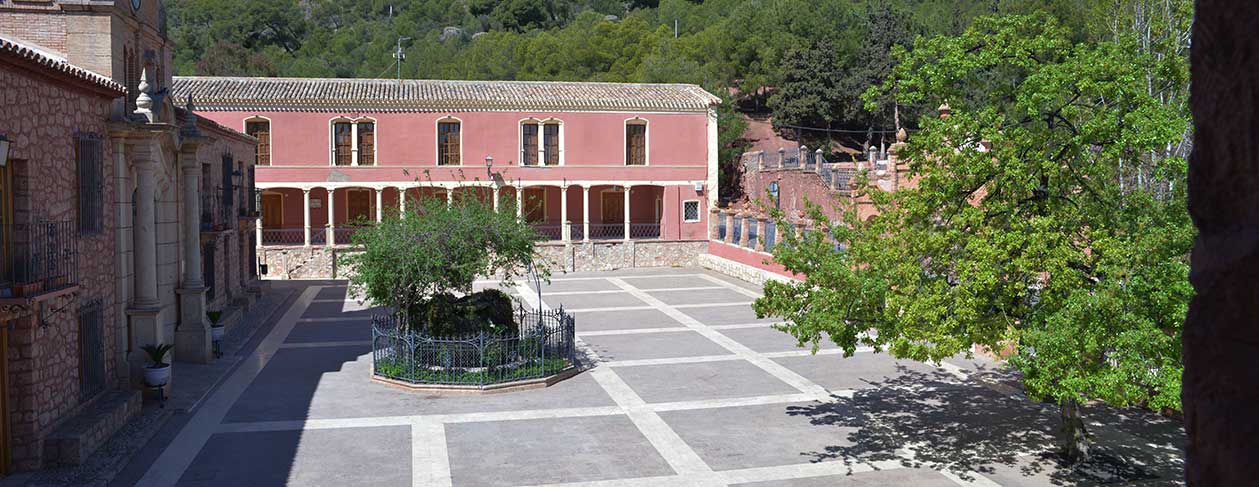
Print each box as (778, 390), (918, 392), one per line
(358, 122), (374, 166)
(626, 124), (646, 165)
(334, 122), (353, 166)
(247, 121), (270, 166)
(544, 124), (560, 165)
(439, 122), (461, 165)
(522, 123), (539, 166)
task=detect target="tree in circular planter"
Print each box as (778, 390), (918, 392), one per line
(342, 189), (545, 335)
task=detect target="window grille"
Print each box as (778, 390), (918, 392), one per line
(683, 201), (700, 222)
(77, 132), (104, 234)
(78, 299), (106, 398)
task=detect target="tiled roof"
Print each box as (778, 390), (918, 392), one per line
(172, 76), (721, 112)
(0, 34), (125, 95)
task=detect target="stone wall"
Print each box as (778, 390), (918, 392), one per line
(0, 58), (120, 471)
(260, 240), (708, 279)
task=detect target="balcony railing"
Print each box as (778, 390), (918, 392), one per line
(0, 221), (79, 298)
(261, 228), (305, 246)
(629, 223), (660, 239)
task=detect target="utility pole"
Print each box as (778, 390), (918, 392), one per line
(394, 37), (411, 84)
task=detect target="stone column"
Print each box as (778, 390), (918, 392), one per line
(325, 188), (336, 245)
(560, 185), (570, 242)
(709, 207), (720, 241)
(740, 207), (753, 247)
(302, 189), (312, 246)
(516, 186), (524, 219)
(492, 186), (501, 212)
(374, 187), (383, 222)
(111, 138), (130, 385)
(175, 143), (211, 363)
(255, 216), (262, 248)
(723, 210), (735, 244)
(1184, 1), (1259, 483)
(754, 216), (766, 252)
(446, 187), (453, 206)
(623, 186), (631, 241)
(582, 186), (591, 242)
(127, 138), (163, 378)
(398, 186), (407, 214)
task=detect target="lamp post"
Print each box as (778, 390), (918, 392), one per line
(485, 155), (493, 179)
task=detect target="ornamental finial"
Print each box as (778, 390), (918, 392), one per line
(135, 68), (155, 122)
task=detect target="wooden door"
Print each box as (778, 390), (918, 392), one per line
(601, 191), (624, 223)
(347, 190), (371, 222)
(261, 193), (284, 228)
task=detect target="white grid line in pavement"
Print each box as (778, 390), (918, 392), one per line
(278, 340), (373, 349)
(412, 419), (453, 487)
(546, 286), (725, 296)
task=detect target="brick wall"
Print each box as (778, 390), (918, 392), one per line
(0, 61), (119, 471)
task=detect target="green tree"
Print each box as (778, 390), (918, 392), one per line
(342, 192), (542, 332)
(755, 13), (1191, 464)
(768, 39), (846, 133)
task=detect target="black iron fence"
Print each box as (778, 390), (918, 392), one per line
(371, 305), (576, 387)
(0, 221), (79, 298)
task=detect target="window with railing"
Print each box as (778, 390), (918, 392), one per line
(683, 201), (700, 223)
(77, 132), (104, 235)
(438, 120), (461, 165)
(0, 221), (80, 298)
(221, 153), (234, 222)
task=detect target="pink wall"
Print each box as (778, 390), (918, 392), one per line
(199, 110), (710, 184)
(707, 241), (804, 280)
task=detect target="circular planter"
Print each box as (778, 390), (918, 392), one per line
(144, 364), (170, 387)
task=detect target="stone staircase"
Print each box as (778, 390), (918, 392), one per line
(41, 390), (141, 466)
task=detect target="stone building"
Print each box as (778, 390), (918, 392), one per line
(0, 0), (259, 473)
(173, 76), (722, 275)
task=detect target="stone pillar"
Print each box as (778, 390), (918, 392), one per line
(754, 216), (766, 252)
(350, 122), (359, 166)
(302, 189), (312, 247)
(255, 217), (262, 248)
(740, 210), (753, 248)
(399, 186), (407, 213)
(516, 186), (524, 219)
(176, 143), (211, 363)
(709, 207), (720, 241)
(623, 186), (631, 241)
(492, 186), (501, 212)
(582, 186), (591, 242)
(723, 210), (735, 244)
(374, 187), (383, 222)
(446, 187), (453, 206)
(1184, 1), (1259, 483)
(111, 138), (131, 385)
(127, 138), (163, 379)
(560, 185), (570, 242)
(325, 188), (336, 246)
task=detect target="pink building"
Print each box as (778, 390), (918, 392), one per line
(175, 76), (721, 274)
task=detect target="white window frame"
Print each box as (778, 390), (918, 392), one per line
(682, 199), (701, 223)
(518, 117), (565, 166)
(436, 115), (463, 166)
(624, 117), (649, 166)
(328, 115), (378, 166)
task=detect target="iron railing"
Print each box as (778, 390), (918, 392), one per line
(629, 223), (660, 239)
(371, 305), (576, 388)
(0, 221), (79, 298)
(588, 224), (624, 240)
(531, 224), (563, 241)
(334, 227), (358, 245)
(261, 228), (305, 246)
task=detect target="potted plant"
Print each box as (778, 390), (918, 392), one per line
(207, 310), (225, 341)
(141, 343), (173, 387)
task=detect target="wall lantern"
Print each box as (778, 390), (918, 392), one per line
(485, 155), (493, 178)
(0, 134), (10, 167)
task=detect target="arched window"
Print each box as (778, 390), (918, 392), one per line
(437, 117), (461, 166)
(245, 116), (271, 166)
(329, 116), (377, 166)
(520, 118), (563, 166)
(625, 118), (648, 166)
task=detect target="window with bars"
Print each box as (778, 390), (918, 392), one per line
(522, 123), (539, 166)
(357, 121), (375, 166)
(246, 120), (270, 166)
(247, 166), (257, 214)
(438, 121), (461, 165)
(683, 200), (700, 222)
(221, 153), (234, 221)
(333, 122), (353, 166)
(626, 123), (647, 166)
(77, 132), (104, 234)
(78, 299), (106, 398)
(544, 123), (560, 165)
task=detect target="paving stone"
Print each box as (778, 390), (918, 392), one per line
(771, 352), (945, 391)
(530, 278), (621, 293)
(283, 321), (374, 344)
(571, 308), (684, 332)
(445, 415), (674, 487)
(543, 291), (646, 310)
(176, 426), (409, 487)
(648, 288), (752, 305)
(621, 275), (719, 290)
(678, 303), (780, 326)
(314, 287), (349, 300)
(300, 301), (386, 319)
(661, 401), (864, 471)
(581, 330), (731, 361)
(730, 468), (961, 486)
(613, 360), (798, 403)
(719, 326), (837, 353)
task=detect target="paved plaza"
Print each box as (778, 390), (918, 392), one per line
(116, 268), (1184, 487)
